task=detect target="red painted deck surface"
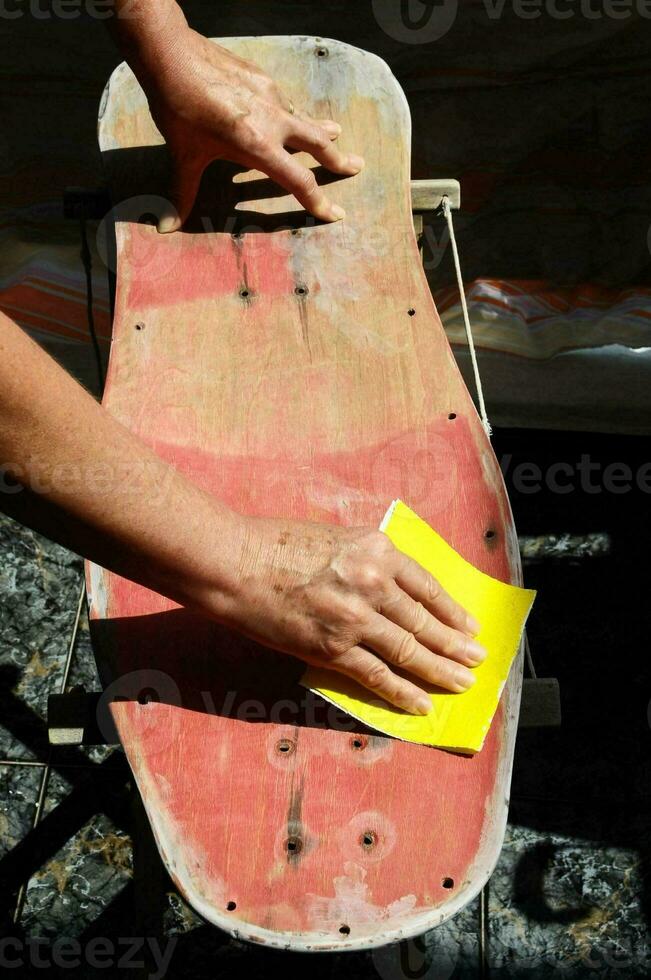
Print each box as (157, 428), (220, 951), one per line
(89, 37), (523, 950)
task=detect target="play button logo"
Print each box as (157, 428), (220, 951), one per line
(372, 0), (458, 43)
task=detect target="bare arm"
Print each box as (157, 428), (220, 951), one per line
(0, 314), (484, 714)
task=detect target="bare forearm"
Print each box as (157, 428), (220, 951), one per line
(0, 313), (242, 614)
(107, 0), (189, 80)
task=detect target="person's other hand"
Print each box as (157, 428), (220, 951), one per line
(139, 31), (364, 232)
(217, 517), (485, 715)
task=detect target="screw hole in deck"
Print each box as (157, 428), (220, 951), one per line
(407, 308), (416, 316)
(135, 322), (145, 331)
(286, 836), (303, 855)
(350, 735), (367, 751)
(239, 287), (251, 299)
(442, 876), (455, 889)
(361, 831), (377, 849)
(276, 739), (295, 755)
(316, 46), (329, 57)
(448, 412), (457, 420)
(484, 529), (496, 541)
(339, 924), (350, 935)
(294, 284), (309, 297)
(226, 901), (237, 911)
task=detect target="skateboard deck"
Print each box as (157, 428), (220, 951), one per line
(89, 36), (524, 951)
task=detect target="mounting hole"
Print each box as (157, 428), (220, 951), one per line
(239, 287), (251, 299)
(294, 284), (309, 297)
(316, 46), (329, 58)
(291, 228), (301, 237)
(350, 735), (368, 751)
(407, 308), (416, 317)
(276, 738), (295, 755)
(361, 831), (377, 849)
(226, 901), (237, 911)
(135, 322), (145, 331)
(448, 412), (457, 420)
(286, 836), (303, 855)
(442, 876), (455, 889)
(339, 924), (350, 936)
(484, 529), (496, 541)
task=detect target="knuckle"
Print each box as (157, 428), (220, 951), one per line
(236, 121), (266, 154)
(411, 601), (429, 636)
(363, 661), (392, 691)
(440, 630), (463, 660)
(366, 529), (394, 556)
(393, 631), (418, 667)
(309, 128), (330, 149)
(296, 168), (318, 196)
(436, 660), (460, 689)
(353, 562), (385, 594)
(336, 596), (369, 630)
(426, 574), (442, 603)
(320, 633), (349, 659)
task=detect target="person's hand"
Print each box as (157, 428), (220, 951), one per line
(218, 517), (486, 715)
(135, 29), (365, 232)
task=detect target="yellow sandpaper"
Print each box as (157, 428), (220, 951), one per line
(303, 500), (536, 754)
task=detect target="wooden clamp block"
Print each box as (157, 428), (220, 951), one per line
(411, 178), (461, 212)
(410, 179), (460, 240)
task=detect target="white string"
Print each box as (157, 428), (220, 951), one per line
(442, 201), (539, 679)
(442, 197), (492, 438)
(524, 629), (537, 679)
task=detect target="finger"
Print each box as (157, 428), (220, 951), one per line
(159, 152), (207, 234)
(377, 584), (486, 667)
(299, 116), (342, 140)
(364, 613), (477, 693)
(286, 120), (364, 175)
(394, 554), (481, 636)
(331, 646), (433, 716)
(250, 145), (345, 222)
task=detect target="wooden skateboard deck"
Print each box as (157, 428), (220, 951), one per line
(88, 36), (524, 951)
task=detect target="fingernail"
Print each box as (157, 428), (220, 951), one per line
(157, 215), (178, 235)
(465, 639), (487, 665)
(325, 121), (342, 136)
(348, 154), (365, 171)
(466, 614), (481, 636)
(415, 695), (432, 715)
(330, 204), (346, 221)
(453, 668), (476, 691)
